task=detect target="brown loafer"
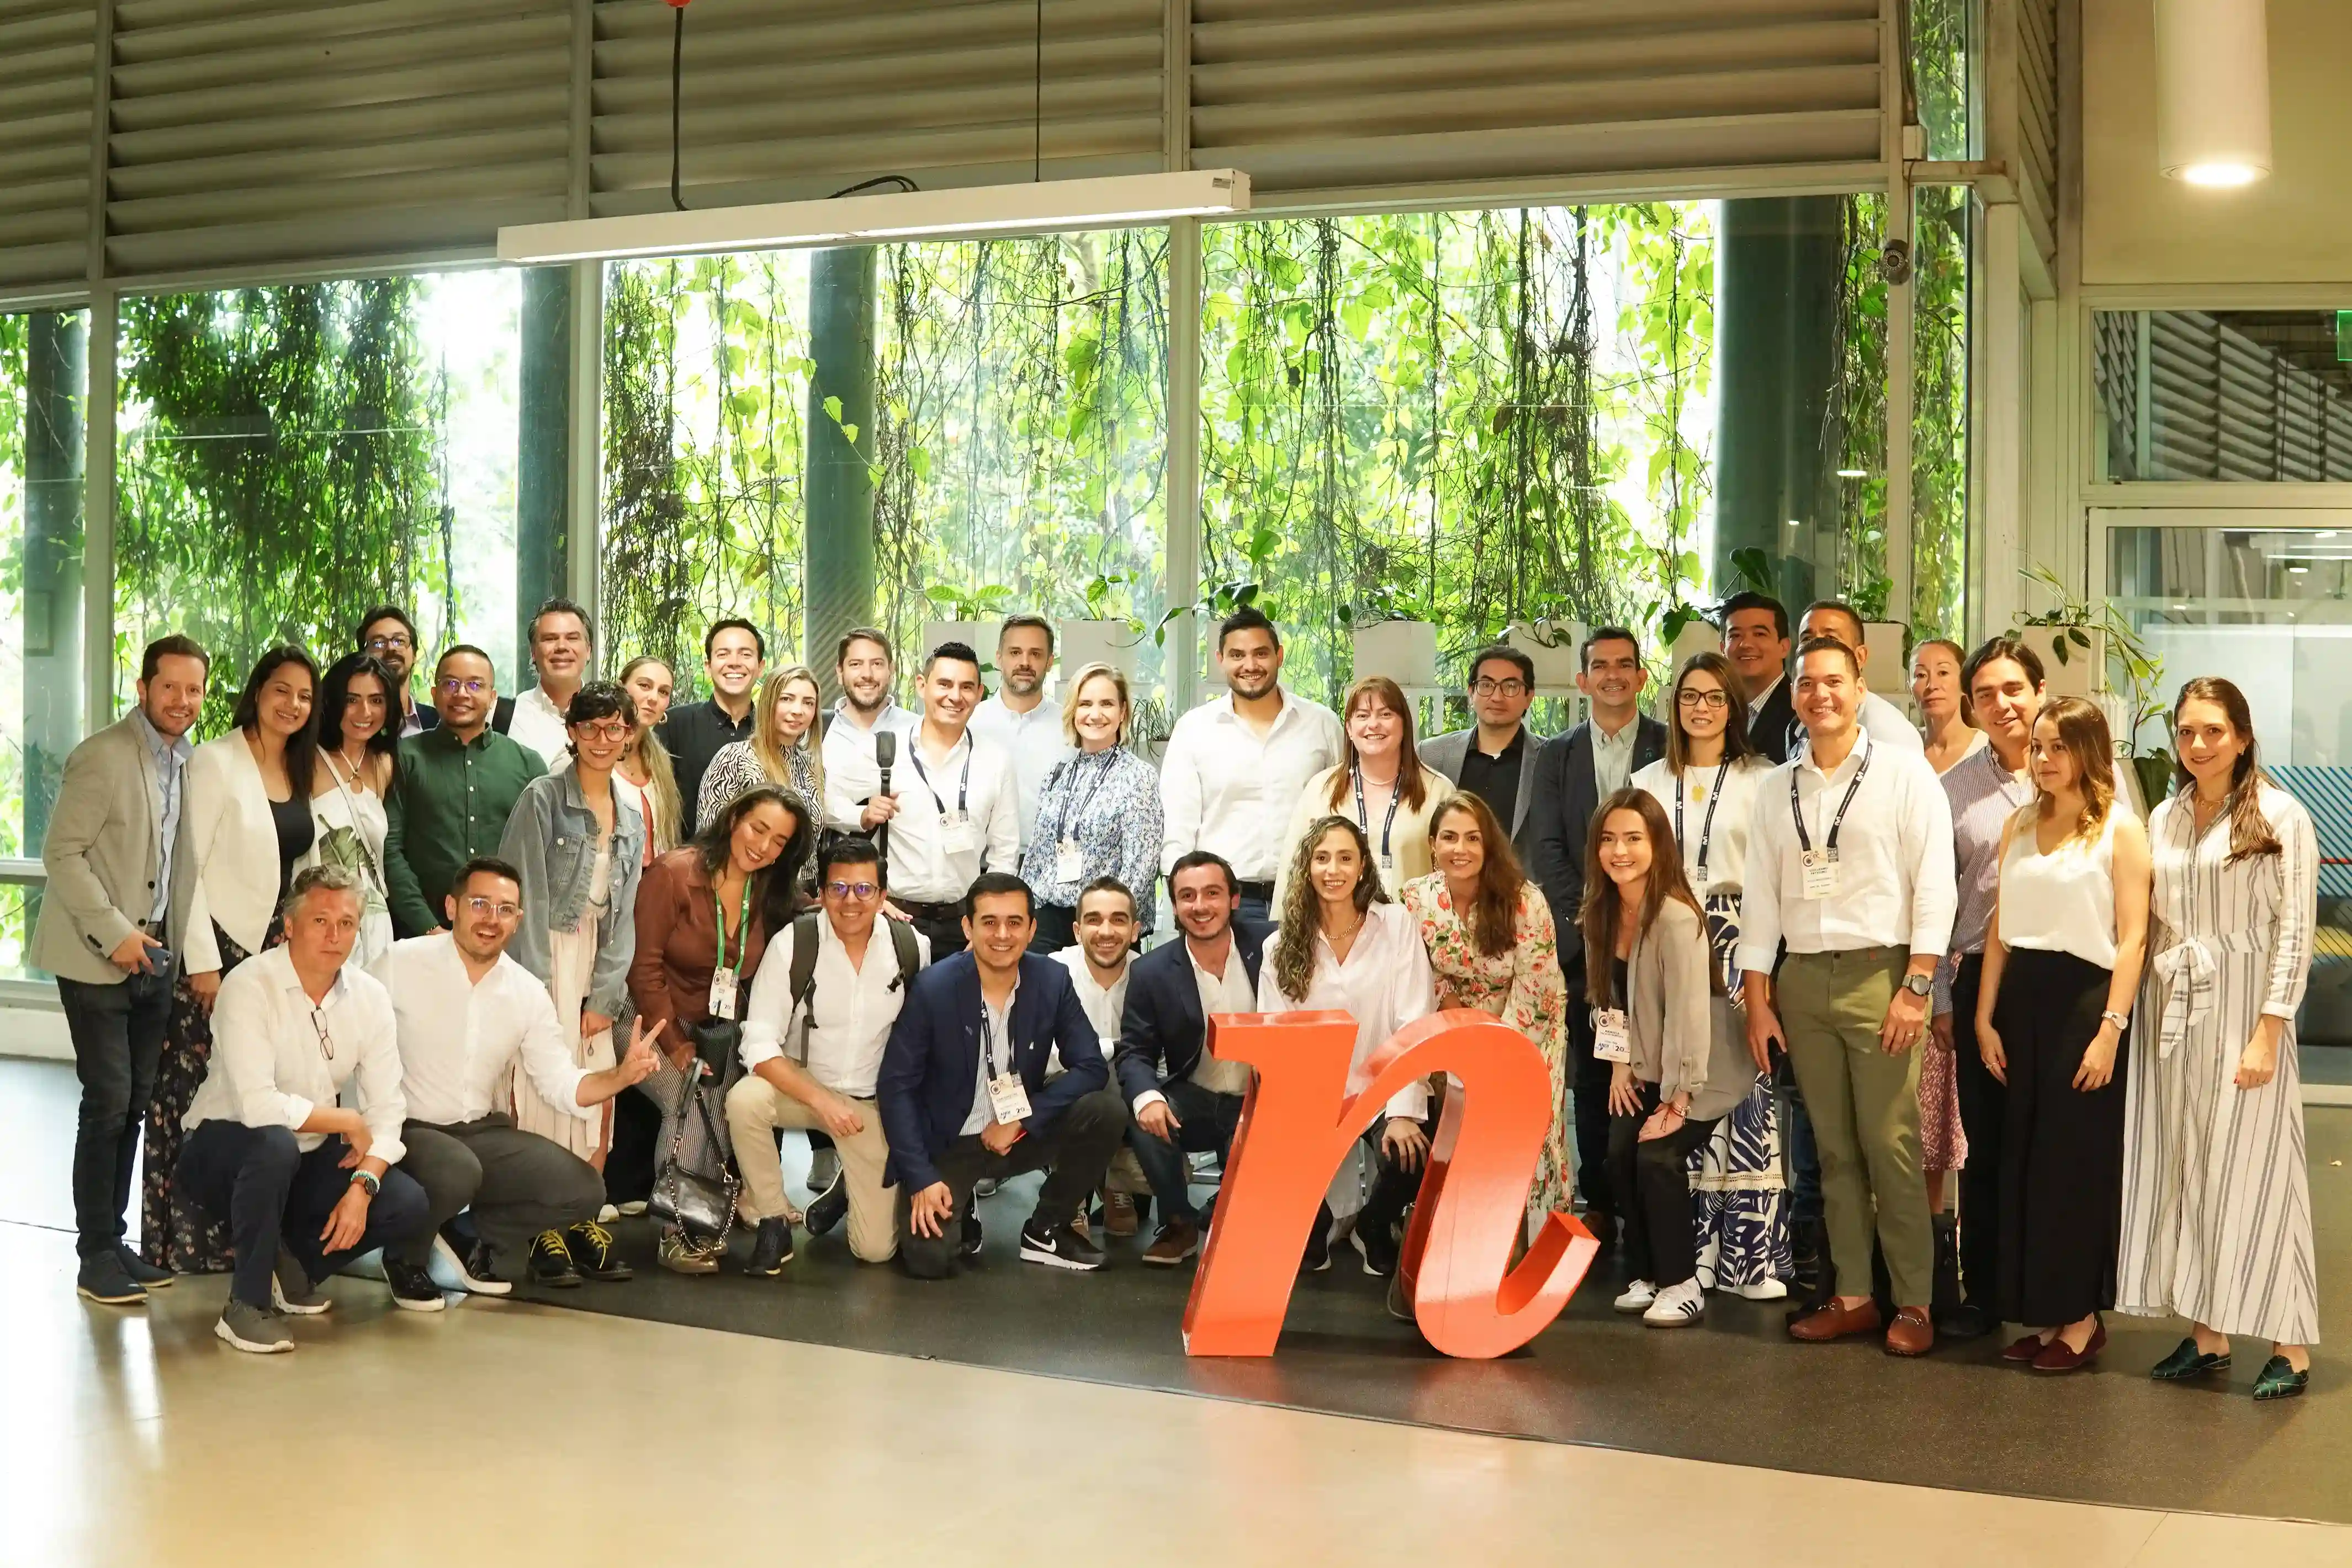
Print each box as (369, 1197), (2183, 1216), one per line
(2003, 1332), (2052, 1363)
(1884, 1305), (1936, 1357)
(2032, 1320), (2106, 1373)
(1788, 1298), (1884, 1342)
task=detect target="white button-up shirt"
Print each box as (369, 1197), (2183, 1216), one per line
(970, 693), (1074, 850)
(185, 944), (409, 1163)
(372, 933), (590, 1128)
(739, 914), (931, 1097)
(854, 725), (1021, 904)
(961, 979), (1020, 1136)
(1734, 729), (1957, 973)
(1050, 946), (1128, 1074)
(1159, 690), (1344, 881)
(819, 698), (921, 834)
(1255, 902), (1435, 1119)
(1590, 712), (1641, 800)
(507, 683), (574, 771)
(1132, 939), (1256, 1112)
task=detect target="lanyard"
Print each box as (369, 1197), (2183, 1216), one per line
(907, 735), (972, 819)
(1675, 760), (1731, 881)
(979, 995), (1011, 1079)
(1353, 766), (1404, 861)
(1052, 749), (1117, 843)
(1791, 732), (1872, 855)
(710, 872), (755, 977)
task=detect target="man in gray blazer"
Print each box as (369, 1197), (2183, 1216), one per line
(1418, 643), (1547, 858)
(34, 634), (209, 1306)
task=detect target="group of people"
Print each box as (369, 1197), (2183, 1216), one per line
(34, 589), (2317, 1400)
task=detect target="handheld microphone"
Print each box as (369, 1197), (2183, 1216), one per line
(872, 731), (897, 864)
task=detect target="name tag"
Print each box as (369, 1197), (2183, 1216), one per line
(707, 969), (739, 1021)
(1055, 839), (1085, 884)
(1800, 849), (1841, 900)
(941, 812), (979, 856)
(988, 1071), (1032, 1124)
(1593, 1007), (1631, 1063)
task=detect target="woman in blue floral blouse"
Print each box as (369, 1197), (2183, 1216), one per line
(1020, 662), (1163, 953)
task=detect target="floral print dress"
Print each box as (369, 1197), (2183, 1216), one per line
(1400, 874), (1572, 1221)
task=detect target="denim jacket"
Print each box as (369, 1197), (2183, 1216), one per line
(497, 766), (647, 1019)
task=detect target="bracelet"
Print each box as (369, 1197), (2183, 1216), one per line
(349, 1169), (380, 1196)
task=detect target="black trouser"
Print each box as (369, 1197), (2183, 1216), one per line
(174, 1122), (430, 1310)
(1030, 903), (1077, 954)
(59, 962), (174, 1259)
(900, 901), (968, 959)
(1993, 949), (2126, 1326)
(1328, 1109), (1440, 1249)
(897, 1088), (1128, 1278)
(1605, 1080), (1723, 1289)
(605, 1085), (662, 1205)
(1125, 1078), (1245, 1226)
(1235, 882), (1275, 928)
(392, 1114), (605, 1274)
(1949, 953), (2004, 1312)
(1565, 980), (1615, 1216)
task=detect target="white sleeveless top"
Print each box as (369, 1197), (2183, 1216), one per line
(1996, 806), (2120, 970)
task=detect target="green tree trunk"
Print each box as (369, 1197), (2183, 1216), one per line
(806, 246), (877, 701)
(24, 309), (86, 882)
(518, 266), (572, 686)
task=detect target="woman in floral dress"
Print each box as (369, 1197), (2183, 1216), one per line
(1400, 791), (1571, 1226)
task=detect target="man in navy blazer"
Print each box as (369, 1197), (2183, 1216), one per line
(1113, 851), (1271, 1266)
(878, 872), (1129, 1278)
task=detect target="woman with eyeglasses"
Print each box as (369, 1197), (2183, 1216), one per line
(497, 684), (648, 1269)
(1629, 651), (1789, 1301)
(615, 656), (682, 860)
(1020, 661), (1162, 954)
(302, 651), (400, 967)
(695, 665), (828, 834)
(629, 783), (812, 1274)
(145, 645), (321, 1275)
(1276, 676), (1452, 903)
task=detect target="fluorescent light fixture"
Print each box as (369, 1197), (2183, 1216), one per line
(1786, 518), (1803, 528)
(2287, 564), (2309, 574)
(1835, 468), (1869, 479)
(2154, 0), (2271, 187)
(498, 169), (1252, 264)
(2319, 531), (2339, 539)
(2172, 602), (2190, 610)
(2180, 161), (2265, 187)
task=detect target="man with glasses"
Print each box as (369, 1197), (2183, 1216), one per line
(1421, 643), (1547, 857)
(729, 836), (928, 1273)
(377, 857), (659, 1294)
(356, 606), (437, 738)
(384, 646), (547, 939)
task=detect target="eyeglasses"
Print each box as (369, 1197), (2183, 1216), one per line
(824, 880), (882, 900)
(1470, 677), (1527, 697)
(438, 677), (487, 696)
(573, 722), (632, 743)
(366, 634), (412, 652)
(1676, 688), (1730, 709)
(309, 1007), (336, 1063)
(463, 896), (522, 920)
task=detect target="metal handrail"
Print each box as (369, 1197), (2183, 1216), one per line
(0, 858), (45, 884)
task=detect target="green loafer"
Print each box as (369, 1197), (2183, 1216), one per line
(2150, 1337), (2232, 1381)
(2253, 1355), (2309, 1402)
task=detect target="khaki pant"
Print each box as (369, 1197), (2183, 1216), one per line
(1777, 947), (1933, 1306)
(725, 1074), (896, 1264)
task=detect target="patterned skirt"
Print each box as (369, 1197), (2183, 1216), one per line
(1917, 1031), (1969, 1174)
(142, 921), (263, 1273)
(1687, 893), (1792, 1291)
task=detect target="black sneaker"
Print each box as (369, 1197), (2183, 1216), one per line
(973, 1177), (1000, 1200)
(76, 1250), (147, 1306)
(383, 1256), (447, 1313)
(1019, 1219), (1106, 1272)
(565, 1221), (633, 1282)
(745, 1217), (794, 1277)
(1300, 1223), (1332, 1275)
(529, 1229), (583, 1288)
(1352, 1217), (1401, 1277)
(115, 1244), (174, 1290)
(432, 1227), (513, 1297)
(805, 1171), (849, 1237)
(957, 1201), (984, 1262)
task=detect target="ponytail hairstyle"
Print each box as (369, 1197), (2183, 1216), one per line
(2170, 676), (2280, 864)
(1578, 788), (1710, 1009)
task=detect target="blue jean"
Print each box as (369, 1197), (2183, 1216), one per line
(58, 965), (176, 1259)
(1774, 1051), (1824, 1227)
(173, 1121), (430, 1309)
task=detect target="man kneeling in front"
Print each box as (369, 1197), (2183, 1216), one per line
(878, 872), (1127, 1276)
(379, 857), (661, 1293)
(174, 866), (432, 1353)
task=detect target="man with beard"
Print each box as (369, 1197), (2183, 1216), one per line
(661, 618), (765, 837)
(1158, 607), (1342, 925)
(969, 614), (1073, 852)
(357, 605), (437, 738)
(820, 626), (920, 837)
(384, 647), (547, 938)
(505, 598), (596, 770)
(1048, 877), (1142, 1237)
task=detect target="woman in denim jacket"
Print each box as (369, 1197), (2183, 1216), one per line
(500, 683), (648, 1171)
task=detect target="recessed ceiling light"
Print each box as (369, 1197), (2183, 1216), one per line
(2176, 161), (2265, 188)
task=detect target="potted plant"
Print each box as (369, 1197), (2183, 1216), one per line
(921, 582), (1015, 670)
(1340, 582), (1437, 687)
(2014, 562), (2172, 802)
(1061, 570), (1145, 679)
(1505, 615), (1584, 688)
(1126, 695), (1175, 766)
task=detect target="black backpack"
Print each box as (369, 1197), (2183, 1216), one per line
(784, 909), (922, 1063)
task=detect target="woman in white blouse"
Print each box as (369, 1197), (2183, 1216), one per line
(1257, 814), (1436, 1277)
(1276, 676), (1452, 902)
(304, 651), (398, 967)
(1630, 650), (1787, 1300)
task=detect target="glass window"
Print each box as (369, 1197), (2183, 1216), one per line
(1, 308), (89, 982)
(2094, 310), (2352, 483)
(1910, 185), (1972, 638)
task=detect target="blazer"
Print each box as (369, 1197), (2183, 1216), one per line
(1112, 919), (1272, 1104)
(877, 950), (1108, 1192)
(1527, 713), (1668, 982)
(500, 766), (648, 1020)
(1419, 725), (1546, 852)
(183, 732), (303, 974)
(32, 716), (200, 986)
(1613, 897), (1754, 1124)
(1746, 675), (1797, 766)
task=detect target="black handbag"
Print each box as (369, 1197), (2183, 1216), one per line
(686, 1016), (740, 1078)
(648, 1071), (740, 1243)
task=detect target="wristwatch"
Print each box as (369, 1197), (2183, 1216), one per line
(2101, 1009), (2131, 1032)
(1902, 972), (1935, 998)
(349, 1169), (380, 1197)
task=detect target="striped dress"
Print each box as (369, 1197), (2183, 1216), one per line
(2116, 783), (2320, 1345)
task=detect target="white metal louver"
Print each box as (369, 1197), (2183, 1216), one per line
(2099, 311), (2352, 484)
(0, 2), (97, 291)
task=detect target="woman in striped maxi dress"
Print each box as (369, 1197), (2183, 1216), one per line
(2116, 677), (2319, 1401)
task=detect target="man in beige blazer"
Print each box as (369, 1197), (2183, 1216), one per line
(34, 634), (209, 1306)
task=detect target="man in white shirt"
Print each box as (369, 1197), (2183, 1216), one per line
(377, 857), (659, 1295)
(1737, 636), (1956, 1358)
(1798, 600), (1924, 757)
(173, 866), (435, 1353)
(506, 597), (594, 768)
(1114, 852), (1272, 1267)
(843, 642), (1019, 958)
(729, 835), (929, 1272)
(1051, 877), (1142, 1237)
(968, 614), (1074, 852)
(1158, 606), (1344, 924)
(820, 626), (920, 835)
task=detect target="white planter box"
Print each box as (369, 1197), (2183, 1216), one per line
(1057, 618), (1141, 683)
(1669, 617), (1721, 670)
(1506, 619), (1585, 689)
(1863, 620), (1914, 720)
(920, 619), (998, 671)
(2015, 624), (2103, 700)
(1352, 619), (1438, 687)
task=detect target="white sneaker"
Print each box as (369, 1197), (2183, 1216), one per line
(1728, 1276), (1789, 1301)
(616, 1200), (649, 1218)
(1613, 1279), (1657, 1313)
(596, 1203), (621, 1224)
(1644, 1278), (1706, 1327)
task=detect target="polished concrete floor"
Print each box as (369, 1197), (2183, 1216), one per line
(7, 1056), (2351, 1565)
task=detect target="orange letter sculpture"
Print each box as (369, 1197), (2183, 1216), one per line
(1181, 1009), (1597, 1359)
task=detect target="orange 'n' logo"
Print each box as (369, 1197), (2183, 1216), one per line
(1181, 1009), (1598, 1359)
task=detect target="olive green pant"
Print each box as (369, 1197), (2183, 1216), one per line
(1777, 947), (1933, 1307)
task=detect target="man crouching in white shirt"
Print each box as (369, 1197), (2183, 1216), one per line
(377, 856), (660, 1295)
(173, 866), (432, 1353)
(1052, 877), (1141, 1237)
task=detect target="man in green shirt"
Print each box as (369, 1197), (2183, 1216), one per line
(386, 646), (548, 937)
